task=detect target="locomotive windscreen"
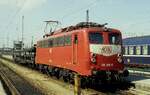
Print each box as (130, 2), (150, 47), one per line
(89, 32), (103, 44)
(109, 33), (121, 45)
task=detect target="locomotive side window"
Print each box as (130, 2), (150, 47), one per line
(109, 33), (121, 45)
(65, 35), (71, 46)
(89, 32), (103, 44)
(57, 37), (60, 46)
(48, 38), (53, 47)
(39, 41), (41, 47)
(38, 35), (71, 48)
(45, 40), (49, 48)
(58, 36), (65, 46)
(41, 41), (44, 48)
(42, 40), (45, 48)
(61, 37), (65, 46)
(37, 41), (40, 47)
(53, 38), (58, 47)
(74, 35), (78, 44)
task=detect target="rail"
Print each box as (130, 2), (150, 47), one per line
(0, 70), (21, 95)
(128, 69), (150, 77)
(1, 55), (150, 95)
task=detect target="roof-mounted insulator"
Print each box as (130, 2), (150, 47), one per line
(53, 22), (108, 33)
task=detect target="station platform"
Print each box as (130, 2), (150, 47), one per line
(129, 69), (150, 75)
(128, 69), (150, 91)
(133, 79), (150, 91)
(1, 55), (150, 94)
(2, 55), (12, 60)
(126, 73), (150, 93)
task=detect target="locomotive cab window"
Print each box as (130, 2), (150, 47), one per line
(109, 33), (121, 45)
(89, 32), (103, 44)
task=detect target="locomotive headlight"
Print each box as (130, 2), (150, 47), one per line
(90, 53), (97, 64)
(117, 57), (122, 63)
(117, 54), (122, 63)
(91, 53), (96, 58)
(91, 58), (96, 63)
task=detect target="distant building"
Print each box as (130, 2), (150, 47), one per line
(13, 41), (23, 50)
(0, 47), (13, 55)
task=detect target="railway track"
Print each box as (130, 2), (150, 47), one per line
(0, 60), (44, 95)
(128, 68), (150, 77)
(0, 68), (20, 95)
(1, 55), (150, 95)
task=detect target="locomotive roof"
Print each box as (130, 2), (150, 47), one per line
(43, 22), (120, 38)
(123, 35), (150, 45)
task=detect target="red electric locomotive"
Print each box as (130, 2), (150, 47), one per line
(35, 22), (128, 82)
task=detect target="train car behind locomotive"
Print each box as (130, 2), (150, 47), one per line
(13, 41), (36, 65)
(123, 36), (150, 68)
(35, 22), (128, 81)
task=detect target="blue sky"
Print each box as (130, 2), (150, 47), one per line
(0, 0), (150, 48)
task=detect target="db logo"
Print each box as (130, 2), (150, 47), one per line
(101, 46), (112, 54)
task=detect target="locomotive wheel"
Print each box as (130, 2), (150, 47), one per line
(39, 65), (44, 73)
(69, 73), (74, 84)
(28, 63), (32, 68)
(69, 78), (74, 84)
(47, 67), (53, 76)
(81, 77), (88, 88)
(63, 76), (69, 82)
(51, 68), (56, 77)
(55, 70), (60, 79)
(31, 63), (36, 68)
(35, 64), (39, 70)
(45, 66), (50, 75)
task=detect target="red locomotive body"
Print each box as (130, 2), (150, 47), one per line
(35, 22), (128, 79)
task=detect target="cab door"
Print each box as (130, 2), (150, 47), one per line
(72, 34), (78, 64)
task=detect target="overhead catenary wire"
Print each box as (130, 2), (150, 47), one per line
(4, 0), (27, 31)
(59, 0), (99, 22)
(42, 0), (99, 36)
